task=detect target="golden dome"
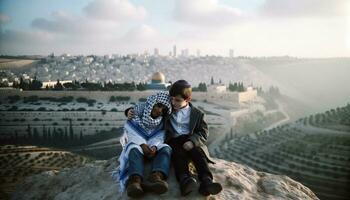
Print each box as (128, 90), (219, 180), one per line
(151, 72), (165, 83)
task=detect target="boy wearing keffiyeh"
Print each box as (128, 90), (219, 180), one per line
(114, 91), (172, 198)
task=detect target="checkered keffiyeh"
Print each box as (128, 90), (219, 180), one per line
(133, 91), (172, 133)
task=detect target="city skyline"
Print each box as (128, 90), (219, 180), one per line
(0, 0), (349, 57)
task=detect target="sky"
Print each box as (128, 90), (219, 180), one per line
(0, 0), (349, 57)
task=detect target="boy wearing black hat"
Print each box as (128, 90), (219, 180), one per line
(165, 80), (222, 196)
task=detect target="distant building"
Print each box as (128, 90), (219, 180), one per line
(181, 49), (189, 57)
(83, 57), (94, 64)
(154, 48), (159, 56)
(41, 80), (73, 89)
(229, 49), (234, 58)
(22, 74), (30, 80)
(196, 49), (201, 57)
(238, 86), (257, 103)
(145, 72), (171, 90)
(173, 45), (177, 57)
(207, 84), (227, 93)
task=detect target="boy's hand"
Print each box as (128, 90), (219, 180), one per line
(148, 146), (157, 158)
(140, 144), (156, 158)
(183, 141), (194, 151)
(127, 108), (135, 119)
(140, 144), (152, 156)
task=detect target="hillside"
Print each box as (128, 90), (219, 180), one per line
(214, 104), (350, 200)
(0, 145), (91, 199)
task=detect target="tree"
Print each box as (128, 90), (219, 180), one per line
(309, 115), (314, 125)
(269, 86), (280, 97)
(63, 82), (80, 90)
(69, 119), (74, 140)
(229, 82), (239, 92)
(229, 83), (233, 91)
(238, 82), (245, 92)
(47, 128), (51, 140)
(109, 96), (116, 102)
(210, 76), (214, 85)
(29, 76), (43, 90)
(136, 82), (147, 91)
(54, 79), (63, 90)
(80, 130), (84, 140)
(64, 127), (68, 141)
(198, 83), (207, 92)
(33, 127), (39, 140)
(193, 82), (207, 92)
(27, 125), (32, 139)
(42, 125), (47, 140)
(19, 77), (29, 90)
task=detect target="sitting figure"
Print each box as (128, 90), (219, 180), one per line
(115, 91), (172, 198)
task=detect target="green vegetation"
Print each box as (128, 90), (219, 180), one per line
(228, 82), (245, 92)
(216, 103), (350, 200)
(109, 96), (130, 102)
(0, 122), (123, 148)
(304, 103), (350, 130)
(0, 145), (90, 199)
(192, 82), (207, 92)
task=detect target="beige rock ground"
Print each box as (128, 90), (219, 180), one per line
(12, 157), (319, 200)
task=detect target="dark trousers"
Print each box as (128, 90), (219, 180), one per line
(168, 135), (213, 182)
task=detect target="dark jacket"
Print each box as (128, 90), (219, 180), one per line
(164, 102), (215, 164)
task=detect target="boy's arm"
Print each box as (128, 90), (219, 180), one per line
(189, 113), (208, 147)
(124, 103), (145, 118)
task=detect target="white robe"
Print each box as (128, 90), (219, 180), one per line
(112, 120), (171, 192)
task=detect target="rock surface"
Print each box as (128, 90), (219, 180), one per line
(12, 158), (319, 200)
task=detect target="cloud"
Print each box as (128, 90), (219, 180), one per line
(83, 0), (147, 22)
(26, 0), (150, 48)
(1, 0), (157, 55)
(0, 24), (161, 55)
(0, 29), (56, 55)
(260, 0), (349, 18)
(0, 14), (11, 24)
(1, 0), (348, 57)
(120, 24), (159, 42)
(173, 0), (243, 27)
(31, 11), (118, 39)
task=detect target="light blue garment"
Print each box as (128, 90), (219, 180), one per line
(112, 120), (171, 192)
(170, 104), (191, 137)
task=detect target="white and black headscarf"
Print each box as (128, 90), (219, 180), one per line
(133, 91), (172, 133)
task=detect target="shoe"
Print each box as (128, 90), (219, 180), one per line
(143, 171), (168, 194)
(198, 177), (222, 196)
(126, 175), (144, 198)
(180, 175), (197, 196)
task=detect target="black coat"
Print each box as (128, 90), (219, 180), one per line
(164, 102), (215, 164)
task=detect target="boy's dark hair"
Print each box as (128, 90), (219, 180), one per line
(169, 80), (192, 100)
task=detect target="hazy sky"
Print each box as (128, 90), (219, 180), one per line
(0, 0), (349, 57)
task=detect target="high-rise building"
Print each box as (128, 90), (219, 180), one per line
(173, 45), (177, 57)
(229, 49), (234, 58)
(154, 48), (159, 56)
(196, 49), (201, 57)
(181, 49), (189, 57)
